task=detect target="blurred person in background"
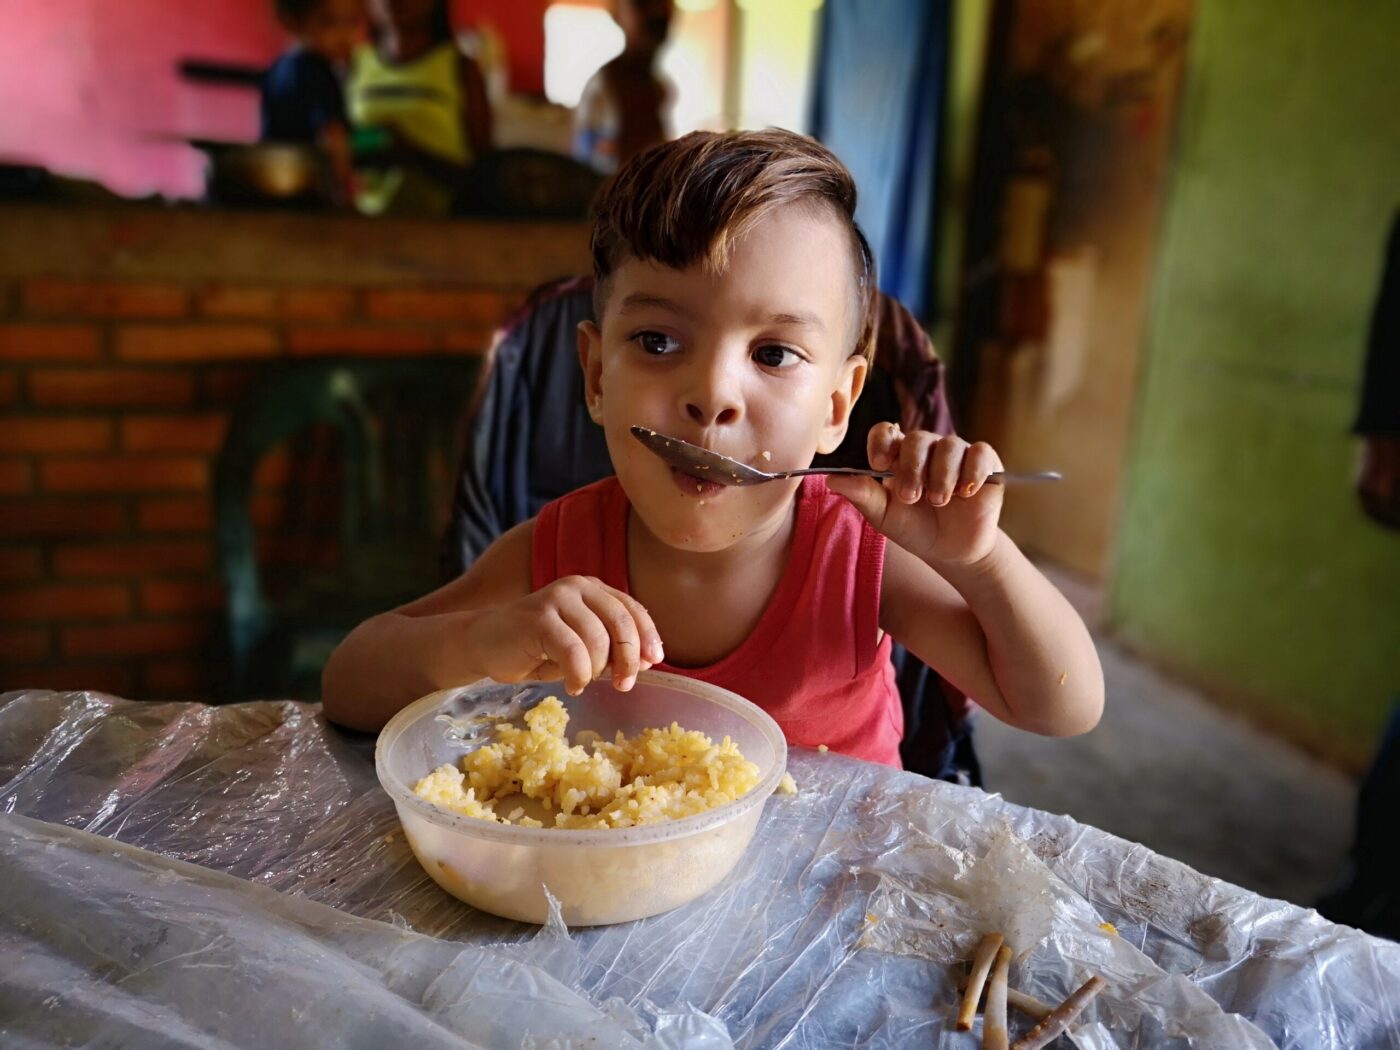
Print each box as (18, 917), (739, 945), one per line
(1318, 209), (1400, 941)
(260, 0), (363, 203)
(574, 0), (675, 174)
(349, 0), (493, 216)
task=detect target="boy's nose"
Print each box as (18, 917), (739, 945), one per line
(679, 354), (744, 428)
(682, 376), (742, 427)
(684, 400), (740, 427)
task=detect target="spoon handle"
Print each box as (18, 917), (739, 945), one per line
(786, 468), (1062, 484)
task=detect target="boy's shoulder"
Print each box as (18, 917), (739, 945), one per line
(541, 475), (624, 520)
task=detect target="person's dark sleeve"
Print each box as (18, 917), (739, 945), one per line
(260, 53), (294, 141)
(261, 50), (345, 143)
(1355, 212), (1400, 435)
(299, 53), (347, 136)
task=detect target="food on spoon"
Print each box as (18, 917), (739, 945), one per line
(1010, 975), (1108, 1050)
(958, 932), (1005, 1030)
(413, 697), (761, 829)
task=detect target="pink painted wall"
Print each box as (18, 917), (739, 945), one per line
(0, 1), (549, 201)
(0, 1), (285, 199)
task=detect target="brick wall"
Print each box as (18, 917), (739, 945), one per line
(0, 275), (534, 699)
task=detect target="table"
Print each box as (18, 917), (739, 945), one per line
(2, 690), (1397, 1049)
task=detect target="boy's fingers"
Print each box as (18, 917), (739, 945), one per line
(868, 421), (902, 472)
(556, 596), (613, 684)
(526, 660), (564, 683)
(581, 587), (643, 689)
(926, 435), (967, 506)
(609, 586), (665, 666)
(958, 442), (1001, 496)
(538, 613), (594, 695)
(826, 474), (890, 529)
(896, 430), (937, 503)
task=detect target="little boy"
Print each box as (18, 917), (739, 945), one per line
(324, 130), (1103, 763)
(260, 0), (361, 197)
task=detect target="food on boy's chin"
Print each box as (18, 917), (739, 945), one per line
(413, 697), (761, 829)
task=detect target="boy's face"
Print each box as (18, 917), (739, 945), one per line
(579, 206), (867, 554)
(293, 0), (363, 64)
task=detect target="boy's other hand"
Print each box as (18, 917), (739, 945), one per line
(465, 576), (665, 696)
(827, 422), (1005, 568)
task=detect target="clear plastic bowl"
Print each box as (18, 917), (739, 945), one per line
(375, 670), (788, 925)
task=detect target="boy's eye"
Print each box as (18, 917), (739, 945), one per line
(636, 331), (682, 356)
(753, 344), (801, 369)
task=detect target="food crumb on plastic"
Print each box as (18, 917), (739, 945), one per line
(817, 744), (829, 753)
(1098, 921), (1118, 935)
(1058, 670), (1069, 685)
(775, 771), (798, 794)
(865, 912), (879, 924)
(382, 832), (396, 844)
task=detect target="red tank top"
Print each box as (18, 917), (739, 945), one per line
(531, 476), (903, 768)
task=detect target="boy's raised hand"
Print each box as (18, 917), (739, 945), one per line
(464, 576), (664, 696)
(826, 422), (1005, 568)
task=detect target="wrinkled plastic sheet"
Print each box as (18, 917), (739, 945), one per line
(1, 690), (1398, 1049)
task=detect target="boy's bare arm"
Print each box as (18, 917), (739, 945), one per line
(323, 518), (662, 733)
(321, 519), (536, 732)
(829, 423), (1103, 737)
(879, 538), (1103, 736)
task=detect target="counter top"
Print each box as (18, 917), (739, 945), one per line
(0, 201), (591, 287)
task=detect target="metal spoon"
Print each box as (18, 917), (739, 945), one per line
(630, 426), (1062, 486)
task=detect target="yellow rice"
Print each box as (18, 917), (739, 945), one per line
(413, 696), (761, 829)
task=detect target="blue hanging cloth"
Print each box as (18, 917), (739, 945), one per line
(809, 0), (949, 320)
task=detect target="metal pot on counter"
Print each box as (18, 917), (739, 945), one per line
(189, 139), (328, 206)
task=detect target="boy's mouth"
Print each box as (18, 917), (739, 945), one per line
(669, 466), (727, 499)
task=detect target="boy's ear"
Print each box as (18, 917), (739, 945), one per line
(578, 320), (605, 424)
(817, 355), (868, 455)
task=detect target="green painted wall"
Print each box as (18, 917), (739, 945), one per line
(1110, 0), (1400, 762)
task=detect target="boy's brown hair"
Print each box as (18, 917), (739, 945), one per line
(590, 129), (879, 364)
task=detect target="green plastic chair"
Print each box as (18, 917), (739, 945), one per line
(214, 358), (482, 700)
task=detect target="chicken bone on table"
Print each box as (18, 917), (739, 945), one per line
(1, 690), (1397, 1049)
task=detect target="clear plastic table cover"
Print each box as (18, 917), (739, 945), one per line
(1, 690), (1397, 1049)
